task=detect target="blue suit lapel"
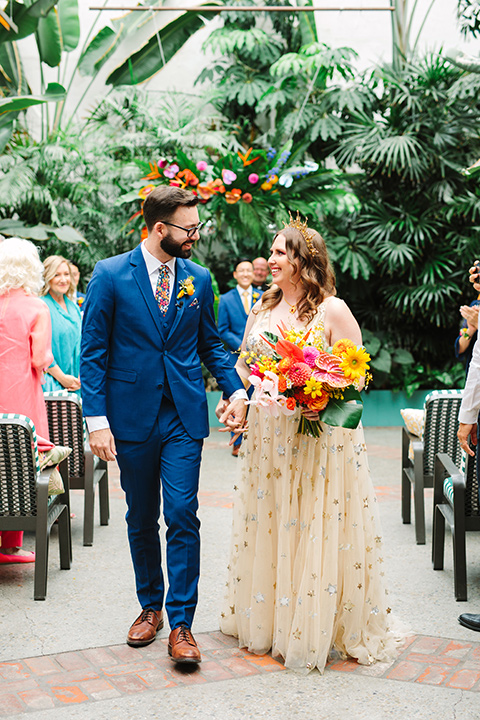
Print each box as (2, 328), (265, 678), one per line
(130, 245), (165, 340)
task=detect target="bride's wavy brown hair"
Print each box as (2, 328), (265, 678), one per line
(259, 225), (336, 323)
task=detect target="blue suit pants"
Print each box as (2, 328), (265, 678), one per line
(116, 397), (203, 629)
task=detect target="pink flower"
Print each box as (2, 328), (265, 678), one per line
(249, 364), (262, 379)
(242, 193), (253, 203)
(314, 352), (350, 388)
(303, 346), (321, 368)
(196, 160), (208, 172)
(248, 173), (259, 184)
(164, 164), (179, 179)
(157, 159), (168, 169)
(247, 371), (296, 418)
(222, 169), (237, 185)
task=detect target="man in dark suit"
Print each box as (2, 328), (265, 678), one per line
(80, 186), (247, 663)
(217, 259), (263, 455)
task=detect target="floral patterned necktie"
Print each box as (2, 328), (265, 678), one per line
(155, 264), (170, 314)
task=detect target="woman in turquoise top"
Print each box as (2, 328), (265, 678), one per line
(41, 256), (82, 393)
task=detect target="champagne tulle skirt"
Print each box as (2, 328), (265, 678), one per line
(220, 407), (405, 673)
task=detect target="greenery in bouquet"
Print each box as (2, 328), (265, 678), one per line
(243, 322), (370, 437)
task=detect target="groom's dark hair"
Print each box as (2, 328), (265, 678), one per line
(143, 186), (199, 232)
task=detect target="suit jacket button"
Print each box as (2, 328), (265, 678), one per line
(163, 322), (169, 328)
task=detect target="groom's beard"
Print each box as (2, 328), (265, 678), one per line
(160, 229), (194, 259)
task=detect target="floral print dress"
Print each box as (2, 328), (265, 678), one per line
(220, 304), (402, 673)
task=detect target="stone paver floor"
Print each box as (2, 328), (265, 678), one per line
(2, 631), (480, 715)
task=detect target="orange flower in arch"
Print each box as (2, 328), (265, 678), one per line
(138, 184), (155, 199)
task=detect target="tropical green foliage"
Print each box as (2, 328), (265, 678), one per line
(458, 0), (480, 37)
(327, 55), (480, 378)
(0, 0), (215, 145)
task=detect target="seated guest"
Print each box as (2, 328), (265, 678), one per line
(218, 259), (263, 455)
(41, 256), (82, 393)
(0, 237), (57, 564)
(252, 256), (270, 291)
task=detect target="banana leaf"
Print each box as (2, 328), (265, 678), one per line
(0, 0), (58, 44)
(58, 0), (79, 52)
(106, 11), (209, 86)
(0, 43), (29, 94)
(36, 9), (62, 67)
(0, 82), (65, 114)
(0, 218), (86, 243)
(78, 25), (121, 76)
(319, 387), (363, 429)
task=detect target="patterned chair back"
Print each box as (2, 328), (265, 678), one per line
(0, 415), (39, 516)
(44, 392), (85, 480)
(423, 390), (463, 477)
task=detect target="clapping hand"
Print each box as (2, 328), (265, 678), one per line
(468, 262), (480, 292)
(460, 304), (479, 332)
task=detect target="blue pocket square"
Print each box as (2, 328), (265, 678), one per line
(189, 298), (199, 308)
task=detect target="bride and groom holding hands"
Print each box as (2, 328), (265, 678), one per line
(80, 185), (399, 672)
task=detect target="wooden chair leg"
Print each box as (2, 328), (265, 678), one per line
(58, 505), (71, 570)
(402, 469), (411, 524)
(34, 515), (49, 601)
(453, 486), (467, 602)
(413, 477), (426, 545)
(99, 467), (109, 526)
(83, 479), (95, 547)
(401, 428), (411, 524)
(83, 450), (95, 546)
(432, 505), (445, 569)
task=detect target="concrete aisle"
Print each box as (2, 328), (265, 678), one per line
(1, 427), (480, 719)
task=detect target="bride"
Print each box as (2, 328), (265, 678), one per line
(219, 216), (402, 673)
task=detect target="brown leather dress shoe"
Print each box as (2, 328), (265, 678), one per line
(168, 625), (201, 663)
(127, 608), (163, 647)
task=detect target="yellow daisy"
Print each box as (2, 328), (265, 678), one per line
(339, 346), (371, 381)
(304, 377), (324, 398)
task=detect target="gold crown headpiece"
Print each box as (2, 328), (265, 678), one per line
(283, 211), (318, 257)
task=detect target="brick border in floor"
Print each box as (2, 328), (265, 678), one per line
(1, 632), (480, 714)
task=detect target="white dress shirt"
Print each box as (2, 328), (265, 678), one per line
(459, 334), (480, 423)
(86, 244), (246, 433)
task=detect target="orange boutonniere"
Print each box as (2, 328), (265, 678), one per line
(177, 276), (195, 299)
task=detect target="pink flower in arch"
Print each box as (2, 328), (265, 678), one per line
(222, 169), (237, 185)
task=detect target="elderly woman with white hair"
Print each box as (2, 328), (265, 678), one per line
(0, 237), (57, 563)
(41, 255), (81, 393)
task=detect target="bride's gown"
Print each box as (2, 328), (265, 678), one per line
(220, 303), (401, 673)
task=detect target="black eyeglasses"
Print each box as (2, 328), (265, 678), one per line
(160, 221), (204, 239)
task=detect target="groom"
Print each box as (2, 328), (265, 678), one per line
(80, 186), (247, 663)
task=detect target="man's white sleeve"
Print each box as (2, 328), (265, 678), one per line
(459, 336), (480, 423)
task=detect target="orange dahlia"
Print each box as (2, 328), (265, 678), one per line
(287, 362), (312, 387)
(332, 338), (356, 356)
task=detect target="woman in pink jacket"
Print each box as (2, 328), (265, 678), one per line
(0, 237), (55, 563)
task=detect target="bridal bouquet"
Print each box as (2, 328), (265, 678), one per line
(245, 323), (371, 437)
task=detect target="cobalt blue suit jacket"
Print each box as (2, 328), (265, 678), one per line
(217, 287), (263, 362)
(80, 245), (242, 442)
